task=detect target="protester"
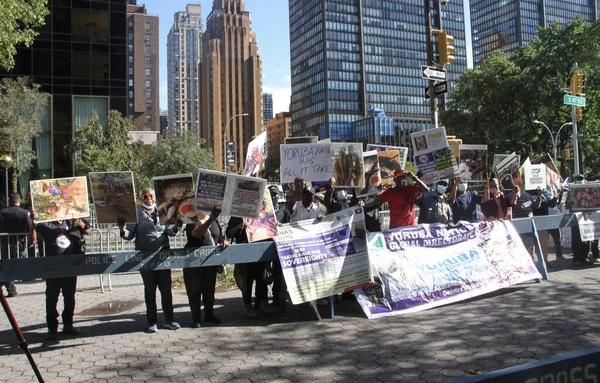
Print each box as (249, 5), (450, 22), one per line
(34, 213), (91, 340)
(290, 178), (327, 222)
(416, 179), (454, 224)
(448, 179), (482, 223)
(183, 207), (225, 328)
(118, 188), (182, 333)
(365, 170), (428, 229)
(508, 185), (544, 257)
(566, 174), (596, 266)
(323, 177), (353, 214)
(0, 193), (34, 297)
(480, 176), (518, 221)
(269, 185), (288, 306)
(531, 188), (560, 265)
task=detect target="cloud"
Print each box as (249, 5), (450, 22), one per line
(282, 74), (291, 83)
(263, 85), (291, 115)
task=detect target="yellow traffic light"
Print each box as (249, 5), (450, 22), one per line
(576, 106), (584, 122)
(571, 72), (585, 95)
(438, 31), (455, 65)
(563, 148), (572, 160)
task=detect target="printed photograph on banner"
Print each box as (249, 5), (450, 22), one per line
(366, 144), (409, 169)
(246, 188), (278, 242)
(243, 131), (266, 177)
(331, 143), (365, 188)
(153, 174), (195, 225)
(230, 176), (266, 219)
(434, 147), (460, 180)
(195, 170), (228, 212)
(285, 136), (318, 144)
(495, 152), (522, 191)
(280, 143), (332, 183)
(356, 151), (382, 197)
(30, 176), (89, 223)
(89, 172), (137, 224)
(570, 183), (600, 211)
(493, 154), (521, 172)
(458, 145), (488, 182)
(376, 150), (403, 189)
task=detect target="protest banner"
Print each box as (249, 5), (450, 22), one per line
(569, 183), (600, 211)
(331, 143), (365, 188)
(411, 127), (459, 184)
(355, 221), (541, 319)
(280, 143), (332, 183)
(575, 212), (600, 242)
(458, 144), (488, 182)
(495, 152), (522, 191)
(366, 144), (409, 169)
(245, 188), (278, 242)
(153, 174), (196, 225)
(356, 150), (382, 197)
(196, 169), (266, 219)
(522, 162), (547, 190)
(493, 154), (521, 172)
(274, 206), (371, 304)
(244, 131), (266, 176)
(89, 172), (137, 224)
(373, 150), (402, 190)
(285, 136), (318, 144)
(30, 176), (90, 223)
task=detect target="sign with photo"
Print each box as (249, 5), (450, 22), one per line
(374, 150), (403, 190)
(30, 177), (90, 223)
(493, 154), (521, 172)
(331, 143), (366, 188)
(570, 183), (600, 211)
(89, 172), (137, 224)
(244, 131), (266, 176)
(458, 144), (488, 183)
(356, 150), (382, 197)
(366, 144), (409, 169)
(153, 174), (196, 225)
(495, 152), (522, 191)
(411, 127), (459, 184)
(245, 188), (278, 242)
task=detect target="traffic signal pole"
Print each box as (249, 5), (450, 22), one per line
(424, 0), (438, 129)
(572, 63), (581, 175)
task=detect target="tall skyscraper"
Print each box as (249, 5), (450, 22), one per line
(288, 0), (467, 141)
(167, 4), (202, 136)
(262, 93), (273, 127)
(127, 2), (159, 133)
(471, 0), (599, 67)
(199, 0), (263, 171)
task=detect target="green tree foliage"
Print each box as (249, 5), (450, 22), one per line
(139, 134), (215, 187)
(0, 77), (49, 191)
(0, 0), (49, 71)
(442, 17), (600, 174)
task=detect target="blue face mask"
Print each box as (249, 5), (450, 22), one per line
(437, 185), (448, 194)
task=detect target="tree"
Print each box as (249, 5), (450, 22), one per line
(0, 0), (49, 71)
(0, 77), (49, 192)
(139, 134), (215, 188)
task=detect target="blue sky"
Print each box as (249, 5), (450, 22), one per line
(141, 0), (471, 115)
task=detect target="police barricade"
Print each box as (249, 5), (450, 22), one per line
(0, 232), (31, 260)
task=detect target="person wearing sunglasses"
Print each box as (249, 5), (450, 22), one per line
(118, 188), (182, 333)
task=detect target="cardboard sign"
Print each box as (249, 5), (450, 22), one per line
(458, 144), (488, 183)
(523, 163), (547, 190)
(570, 183), (600, 211)
(245, 188), (278, 242)
(374, 150), (403, 190)
(153, 174), (196, 225)
(244, 131), (266, 176)
(356, 150), (382, 197)
(366, 144), (409, 169)
(30, 177), (90, 223)
(411, 128), (459, 184)
(331, 143), (366, 188)
(280, 143), (332, 183)
(89, 172), (137, 224)
(496, 152), (522, 191)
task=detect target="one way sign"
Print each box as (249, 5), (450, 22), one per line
(425, 81), (448, 99)
(421, 65), (447, 81)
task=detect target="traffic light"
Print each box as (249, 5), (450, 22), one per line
(438, 31), (455, 65)
(576, 106), (584, 122)
(563, 148), (572, 160)
(571, 72), (585, 95)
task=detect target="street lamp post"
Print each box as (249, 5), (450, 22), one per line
(223, 113), (249, 171)
(533, 120), (573, 164)
(0, 154), (14, 208)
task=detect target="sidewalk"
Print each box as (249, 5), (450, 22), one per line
(1, 255), (599, 383)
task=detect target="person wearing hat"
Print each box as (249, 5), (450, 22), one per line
(290, 178), (326, 223)
(416, 179), (454, 224)
(365, 170), (428, 229)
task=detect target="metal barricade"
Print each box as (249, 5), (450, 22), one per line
(0, 233), (31, 263)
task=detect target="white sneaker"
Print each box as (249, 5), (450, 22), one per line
(164, 321), (181, 330)
(146, 324), (158, 333)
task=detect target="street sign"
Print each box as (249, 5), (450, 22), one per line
(425, 81), (448, 99)
(226, 141), (236, 166)
(421, 65), (447, 81)
(564, 94), (586, 107)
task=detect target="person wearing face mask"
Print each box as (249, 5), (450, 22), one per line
(449, 178), (482, 223)
(118, 188), (183, 333)
(416, 179), (454, 224)
(480, 177), (518, 221)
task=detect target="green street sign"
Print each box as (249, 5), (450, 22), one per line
(564, 94), (586, 107)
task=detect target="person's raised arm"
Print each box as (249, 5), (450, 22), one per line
(192, 208), (221, 238)
(226, 217), (245, 239)
(449, 177), (459, 205)
(408, 171), (429, 193)
(118, 216), (136, 241)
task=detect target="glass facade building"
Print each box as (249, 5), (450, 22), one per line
(289, 0), (467, 141)
(471, 0), (599, 67)
(263, 93), (273, 127)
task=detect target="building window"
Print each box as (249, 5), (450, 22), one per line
(128, 56), (133, 64)
(128, 44), (133, 52)
(145, 68), (151, 76)
(128, 91), (133, 99)
(145, 80), (151, 87)
(145, 57), (151, 65)
(145, 45), (151, 53)
(145, 22), (151, 31)
(129, 102), (133, 109)
(146, 103), (151, 111)
(128, 79), (133, 87)
(145, 34), (151, 41)
(128, 67), (134, 75)
(146, 115), (152, 122)
(145, 91), (151, 99)
(129, 114), (134, 119)
(128, 20), (133, 28)
(128, 32), (133, 40)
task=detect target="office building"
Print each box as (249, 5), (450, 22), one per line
(266, 111), (292, 169)
(199, 0), (263, 171)
(167, 4), (202, 136)
(159, 110), (169, 138)
(263, 93), (273, 127)
(0, 0), (128, 181)
(126, 2), (159, 133)
(471, 0), (599, 67)
(288, 0), (467, 141)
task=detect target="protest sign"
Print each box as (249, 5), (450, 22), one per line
(522, 162), (547, 190)
(30, 177), (90, 223)
(576, 212), (600, 242)
(245, 188), (278, 242)
(531, 153), (560, 175)
(411, 128), (459, 184)
(89, 172), (137, 224)
(196, 169), (266, 219)
(366, 144), (409, 169)
(331, 143), (365, 188)
(244, 131), (266, 176)
(280, 143), (332, 183)
(355, 221), (541, 319)
(356, 150), (382, 197)
(285, 136), (318, 144)
(493, 154), (521, 172)
(496, 152), (522, 191)
(374, 150), (402, 190)
(570, 183), (600, 211)
(153, 174), (196, 225)
(458, 144), (488, 182)
(274, 207), (371, 304)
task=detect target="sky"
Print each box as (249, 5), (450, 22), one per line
(141, 0), (472, 115)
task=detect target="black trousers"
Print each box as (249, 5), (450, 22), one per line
(243, 262), (268, 305)
(272, 260), (286, 301)
(571, 226), (599, 261)
(183, 266), (218, 323)
(45, 277), (77, 331)
(549, 229), (562, 256)
(140, 270), (174, 325)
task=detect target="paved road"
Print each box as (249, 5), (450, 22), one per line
(1, 254), (599, 383)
